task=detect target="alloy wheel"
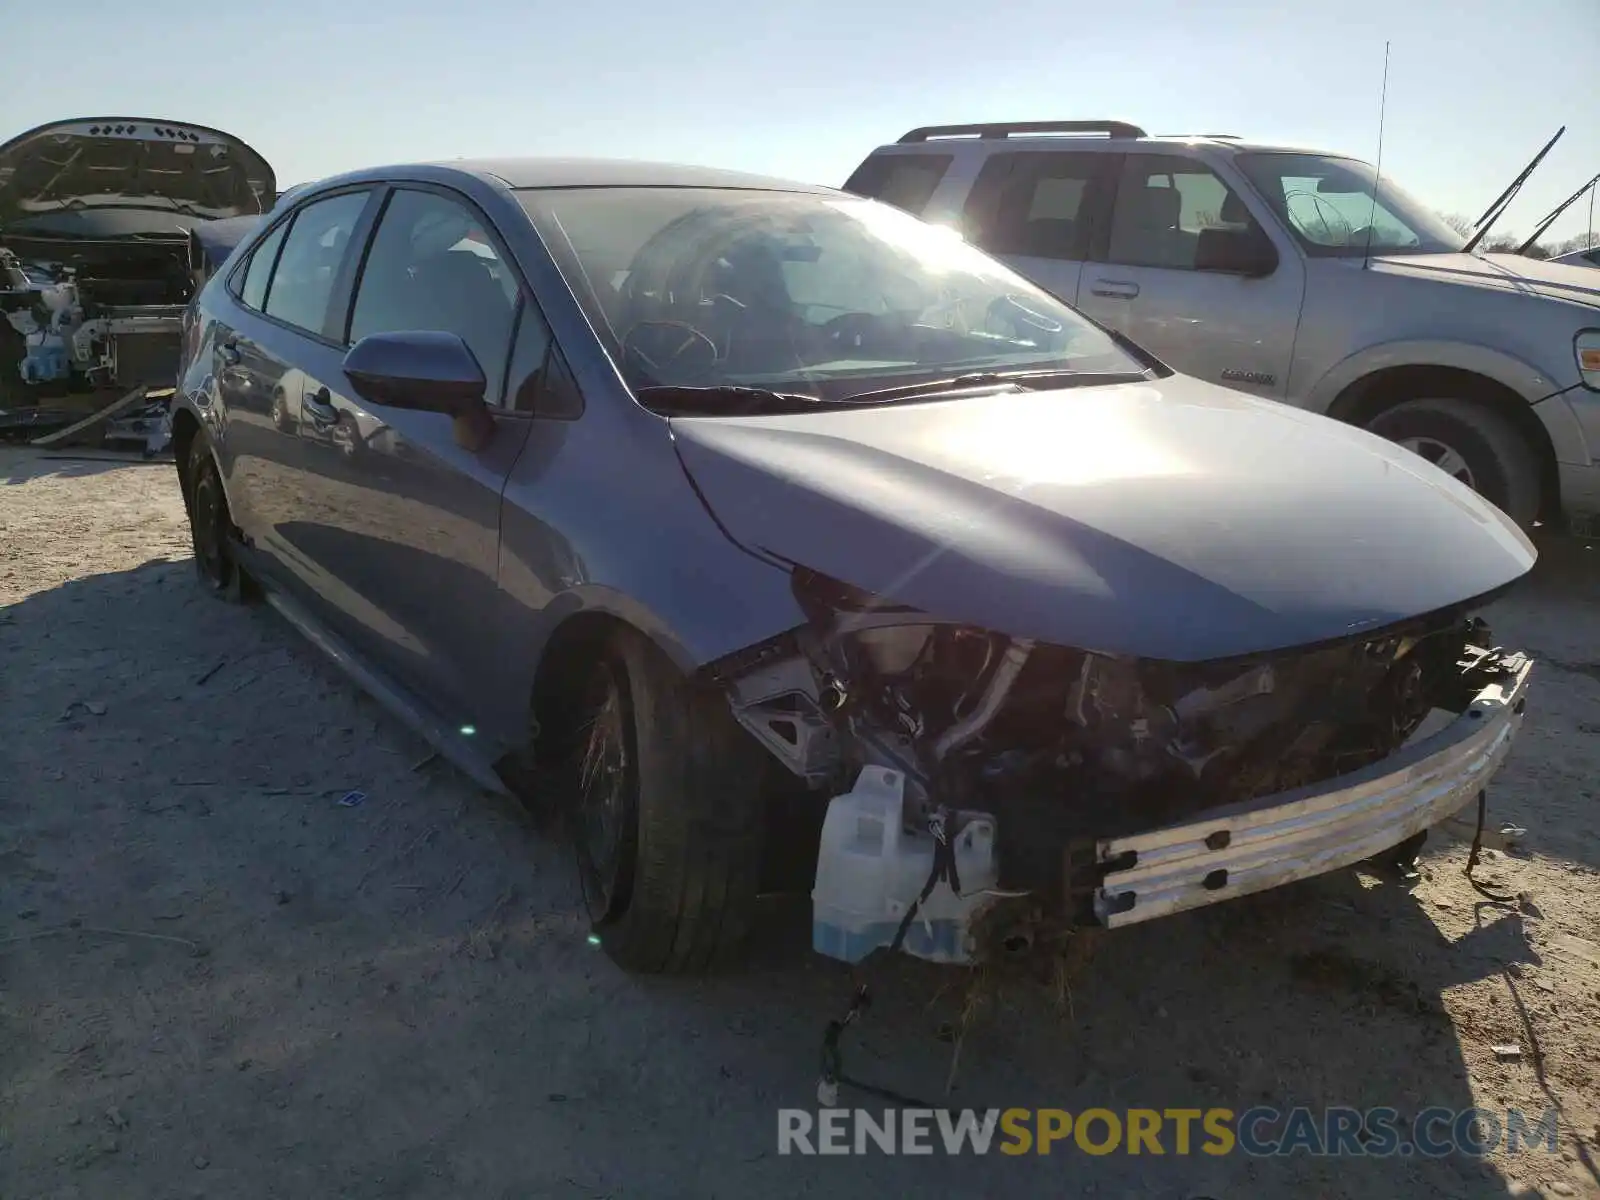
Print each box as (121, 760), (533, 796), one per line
(1397, 435), (1475, 489)
(576, 664), (636, 920)
(190, 462), (229, 589)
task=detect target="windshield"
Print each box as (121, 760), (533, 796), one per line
(518, 186), (1146, 405)
(1236, 153), (1467, 258)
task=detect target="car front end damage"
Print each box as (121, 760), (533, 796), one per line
(711, 574), (1532, 966)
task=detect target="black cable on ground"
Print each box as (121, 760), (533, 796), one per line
(1465, 789), (1518, 904)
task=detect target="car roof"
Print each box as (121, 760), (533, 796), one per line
(297, 157), (839, 196)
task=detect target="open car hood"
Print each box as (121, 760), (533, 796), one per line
(0, 118), (276, 230)
(670, 375), (1536, 662)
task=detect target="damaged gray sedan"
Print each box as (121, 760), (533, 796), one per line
(169, 158), (1535, 974)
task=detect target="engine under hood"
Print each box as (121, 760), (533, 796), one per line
(670, 376), (1536, 662)
(0, 118), (275, 230)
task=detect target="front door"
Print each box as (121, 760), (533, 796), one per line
(1074, 152), (1305, 399)
(288, 185), (537, 724)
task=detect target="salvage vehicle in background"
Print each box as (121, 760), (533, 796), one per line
(170, 157), (1535, 975)
(0, 117), (275, 407)
(845, 121), (1600, 534)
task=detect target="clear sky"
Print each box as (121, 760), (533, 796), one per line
(6, 0), (1598, 245)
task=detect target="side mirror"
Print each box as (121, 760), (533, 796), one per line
(342, 330), (487, 414)
(1194, 226), (1279, 278)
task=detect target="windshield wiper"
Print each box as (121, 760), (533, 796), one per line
(1462, 126), (1564, 254)
(634, 384), (827, 416)
(837, 368), (1150, 405)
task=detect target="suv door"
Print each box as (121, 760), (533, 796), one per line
(293, 184), (538, 721)
(1076, 153), (1305, 397)
(957, 150), (1115, 305)
(210, 189), (375, 583)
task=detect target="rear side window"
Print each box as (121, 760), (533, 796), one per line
(842, 153), (951, 215)
(961, 152), (1102, 260)
(237, 221), (288, 311)
(262, 191), (370, 335)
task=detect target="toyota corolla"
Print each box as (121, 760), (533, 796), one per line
(168, 158), (1535, 974)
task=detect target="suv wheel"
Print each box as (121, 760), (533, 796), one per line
(1366, 398), (1540, 527)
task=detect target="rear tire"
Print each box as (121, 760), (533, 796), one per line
(1366, 398), (1540, 527)
(568, 626), (767, 974)
(185, 428), (254, 603)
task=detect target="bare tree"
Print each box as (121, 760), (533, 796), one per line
(1440, 212), (1535, 254)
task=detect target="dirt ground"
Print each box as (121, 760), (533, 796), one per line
(2, 444), (1598, 1200)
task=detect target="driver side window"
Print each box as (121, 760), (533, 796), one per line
(1106, 154), (1262, 271)
(347, 188), (520, 407)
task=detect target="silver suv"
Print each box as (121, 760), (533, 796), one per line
(846, 120), (1600, 532)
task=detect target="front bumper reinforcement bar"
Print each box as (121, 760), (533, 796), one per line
(1094, 654), (1533, 927)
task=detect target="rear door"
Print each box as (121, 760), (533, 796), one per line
(207, 214), (291, 540)
(1075, 152), (1304, 397)
(290, 184), (536, 720)
(955, 150), (1116, 306)
(214, 188), (378, 595)
(207, 193), (373, 571)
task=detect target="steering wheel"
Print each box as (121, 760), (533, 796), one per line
(1284, 190), (1352, 245)
(984, 294), (1066, 346)
(818, 312), (885, 352)
(620, 320), (719, 377)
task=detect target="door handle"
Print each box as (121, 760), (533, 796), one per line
(1089, 280), (1140, 299)
(218, 340), (241, 366)
(303, 386), (337, 425)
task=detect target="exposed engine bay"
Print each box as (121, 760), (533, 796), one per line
(0, 240), (191, 394)
(715, 567), (1529, 966)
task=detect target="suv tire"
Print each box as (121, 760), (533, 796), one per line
(1367, 398), (1540, 527)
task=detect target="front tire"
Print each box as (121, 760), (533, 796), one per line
(568, 627), (767, 974)
(1367, 398), (1540, 527)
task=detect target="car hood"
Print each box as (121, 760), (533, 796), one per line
(1372, 251), (1600, 309)
(0, 118), (275, 230)
(669, 375), (1536, 662)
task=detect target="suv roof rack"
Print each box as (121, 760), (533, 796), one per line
(897, 120), (1146, 143)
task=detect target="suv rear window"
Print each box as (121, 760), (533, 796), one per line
(842, 153), (951, 215)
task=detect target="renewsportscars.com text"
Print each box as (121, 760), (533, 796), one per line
(777, 1106), (1561, 1157)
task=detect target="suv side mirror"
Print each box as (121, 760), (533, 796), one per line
(342, 330), (487, 414)
(1194, 226), (1279, 278)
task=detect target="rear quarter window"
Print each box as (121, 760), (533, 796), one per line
(236, 221), (288, 311)
(842, 153), (952, 215)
